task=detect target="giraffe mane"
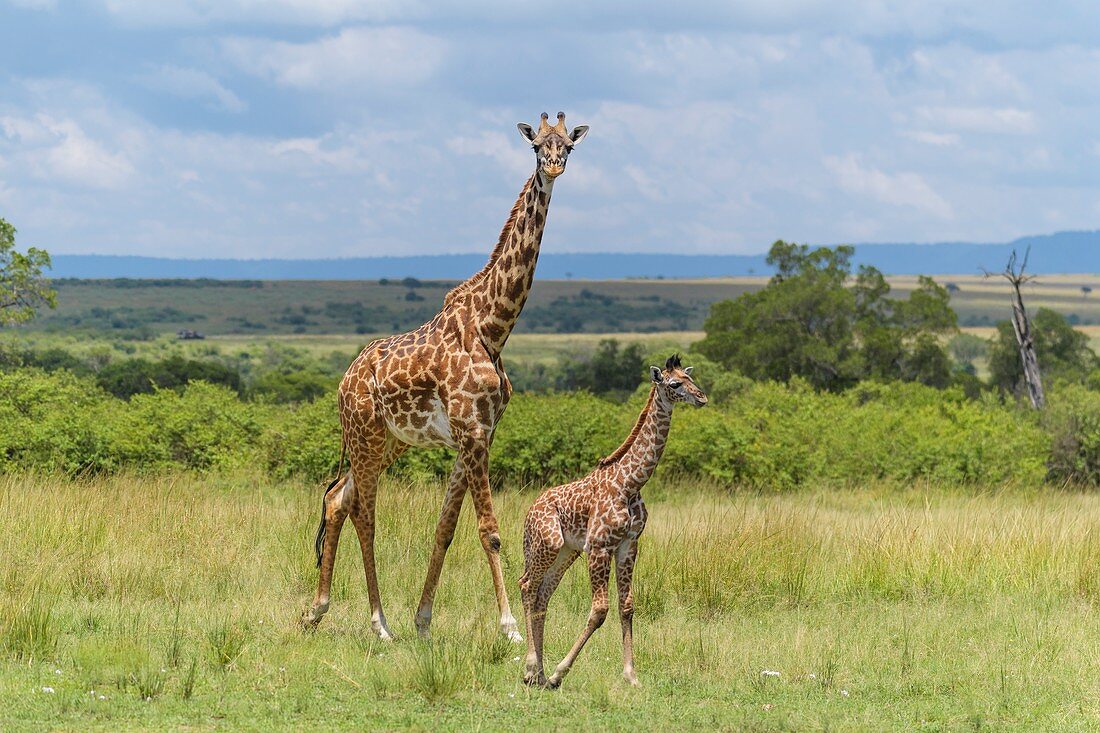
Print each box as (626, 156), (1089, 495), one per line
(443, 173), (535, 308)
(598, 387), (656, 467)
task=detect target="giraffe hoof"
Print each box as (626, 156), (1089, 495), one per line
(371, 620), (396, 642)
(299, 604), (326, 629)
(545, 675), (562, 690)
(522, 671), (545, 687)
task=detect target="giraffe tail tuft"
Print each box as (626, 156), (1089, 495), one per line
(314, 476), (343, 568)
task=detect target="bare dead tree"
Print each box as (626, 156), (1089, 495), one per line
(986, 248), (1044, 409)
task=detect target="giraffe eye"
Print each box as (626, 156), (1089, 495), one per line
(668, 380), (682, 389)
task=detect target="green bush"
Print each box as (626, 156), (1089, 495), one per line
(0, 367), (1066, 488)
(0, 369), (120, 473)
(1044, 384), (1100, 485)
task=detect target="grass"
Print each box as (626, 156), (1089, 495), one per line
(1, 473), (1099, 730)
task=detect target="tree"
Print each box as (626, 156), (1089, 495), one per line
(988, 308), (1097, 396)
(555, 339), (646, 397)
(987, 250), (1044, 408)
(1, 217), (56, 325)
(695, 241), (957, 391)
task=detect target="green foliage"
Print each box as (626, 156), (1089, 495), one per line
(122, 383), (265, 472)
(988, 308), (1098, 396)
(0, 217), (56, 326)
(949, 332), (988, 366)
(96, 356), (242, 399)
(0, 363), (1071, 487)
(0, 370), (263, 474)
(248, 368), (335, 403)
(490, 391), (624, 486)
(554, 339), (646, 397)
(696, 242), (957, 391)
(1044, 384), (1100, 485)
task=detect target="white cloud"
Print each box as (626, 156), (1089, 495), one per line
(903, 130), (961, 146)
(825, 154), (954, 220)
(916, 106), (1036, 135)
(447, 131), (529, 179)
(1, 114), (135, 189)
(222, 26), (445, 90)
(136, 66), (246, 113)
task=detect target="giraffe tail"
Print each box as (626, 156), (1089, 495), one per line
(314, 443), (348, 568)
(313, 476), (343, 568)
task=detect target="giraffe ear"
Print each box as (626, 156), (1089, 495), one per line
(650, 366), (663, 383)
(569, 125), (589, 145)
(517, 123), (536, 144)
(684, 366), (694, 376)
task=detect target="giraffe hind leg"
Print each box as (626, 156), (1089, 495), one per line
(302, 474), (352, 627)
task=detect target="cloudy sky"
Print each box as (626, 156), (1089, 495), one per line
(1, 1), (1099, 259)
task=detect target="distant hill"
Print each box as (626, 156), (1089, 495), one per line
(48, 230), (1100, 280)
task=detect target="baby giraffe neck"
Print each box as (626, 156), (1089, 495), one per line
(602, 387), (674, 495)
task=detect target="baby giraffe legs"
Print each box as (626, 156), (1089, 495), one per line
(616, 540), (640, 687)
(545, 548), (612, 689)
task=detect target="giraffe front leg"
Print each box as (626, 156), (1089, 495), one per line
(415, 461), (467, 639)
(462, 432), (522, 642)
(546, 548), (611, 689)
(616, 540), (640, 687)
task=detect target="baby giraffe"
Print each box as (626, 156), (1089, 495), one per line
(520, 354), (708, 689)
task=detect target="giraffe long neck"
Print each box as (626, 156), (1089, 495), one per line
(598, 387), (673, 495)
(445, 171), (554, 355)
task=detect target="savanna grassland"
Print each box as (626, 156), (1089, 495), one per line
(2, 474), (1099, 732)
(30, 274), (1100, 339)
(5, 267), (1100, 731)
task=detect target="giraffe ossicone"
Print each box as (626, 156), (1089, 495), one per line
(302, 112), (589, 643)
(519, 354), (708, 689)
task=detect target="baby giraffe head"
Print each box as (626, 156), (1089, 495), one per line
(650, 354), (708, 407)
(517, 111), (589, 180)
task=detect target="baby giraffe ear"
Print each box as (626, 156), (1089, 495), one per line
(650, 366), (663, 383)
(684, 366), (694, 376)
(517, 123), (536, 144)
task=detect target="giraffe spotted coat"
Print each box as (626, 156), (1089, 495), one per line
(302, 113), (589, 642)
(520, 355), (708, 688)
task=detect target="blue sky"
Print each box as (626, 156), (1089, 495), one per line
(1, 1), (1099, 259)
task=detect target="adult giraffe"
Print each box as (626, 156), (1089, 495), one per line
(302, 112), (589, 642)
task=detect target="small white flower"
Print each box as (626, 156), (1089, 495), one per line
(279, 667), (286, 673)
(841, 689), (850, 697)
(54, 669), (63, 675)
(508, 692), (516, 698)
(512, 656), (521, 662)
(41, 687), (55, 694)
(761, 670), (781, 678)
(160, 668), (166, 673)
(88, 690), (96, 696)
(807, 673), (816, 680)
(98, 695), (106, 701)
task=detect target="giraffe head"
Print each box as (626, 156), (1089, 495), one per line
(650, 354), (708, 407)
(517, 112), (589, 180)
